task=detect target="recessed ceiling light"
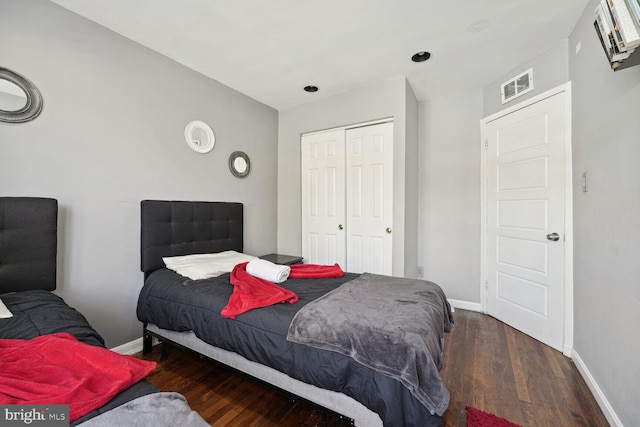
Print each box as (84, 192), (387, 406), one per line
(411, 51), (431, 63)
(304, 85), (318, 92)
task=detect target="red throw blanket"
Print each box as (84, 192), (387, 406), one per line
(0, 333), (156, 422)
(289, 263), (344, 279)
(221, 262), (299, 319)
(221, 262), (345, 319)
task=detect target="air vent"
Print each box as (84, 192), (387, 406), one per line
(501, 68), (533, 104)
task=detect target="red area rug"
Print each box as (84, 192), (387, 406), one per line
(466, 406), (522, 427)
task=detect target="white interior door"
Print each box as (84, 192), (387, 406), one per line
(301, 129), (346, 268)
(485, 91), (568, 352)
(345, 122), (393, 275)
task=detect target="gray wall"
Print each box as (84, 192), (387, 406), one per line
(403, 80), (419, 279)
(569, 1), (640, 424)
(417, 90), (482, 303)
(277, 76), (416, 277)
(0, 0), (278, 348)
(483, 40), (570, 116)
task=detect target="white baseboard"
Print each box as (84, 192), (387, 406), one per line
(572, 349), (623, 427)
(447, 299), (483, 313)
(110, 337), (144, 355)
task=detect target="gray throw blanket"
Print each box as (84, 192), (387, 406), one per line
(77, 392), (209, 427)
(287, 273), (454, 416)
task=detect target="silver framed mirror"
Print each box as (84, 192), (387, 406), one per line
(229, 151), (250, 178)
(0, 67), (43, 123)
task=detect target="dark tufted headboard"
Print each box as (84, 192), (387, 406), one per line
(0, 197), (57, 293)
(140, 200), (244, 275)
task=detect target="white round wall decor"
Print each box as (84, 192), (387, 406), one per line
(184, 120), (215, 153)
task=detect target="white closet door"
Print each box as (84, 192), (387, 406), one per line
(301, 130), (346, 268)
(345, 122), (393, 275)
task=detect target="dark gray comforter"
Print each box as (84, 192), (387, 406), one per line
(287, 273), (454, 416)
(137, 269), (454, 427)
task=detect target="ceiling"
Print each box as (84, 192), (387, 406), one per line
(49, 0), (590, 111)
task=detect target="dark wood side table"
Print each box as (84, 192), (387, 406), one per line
(259, 253), (303, 265)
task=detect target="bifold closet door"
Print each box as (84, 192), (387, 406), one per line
(345, 122), (393, 275)
(301, 129), (347, 268)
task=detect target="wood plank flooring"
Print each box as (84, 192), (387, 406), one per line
(440, 310), (609, 427)
(135, 309), (609, 426)
(136, 343), (352, 427)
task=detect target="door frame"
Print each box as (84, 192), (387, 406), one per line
(480, 83), (574, 356)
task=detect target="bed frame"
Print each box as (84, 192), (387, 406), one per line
(0, 197), (57, 294)
(139, 200), (383, 427)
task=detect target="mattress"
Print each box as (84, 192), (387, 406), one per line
(137, 268), (444, 427)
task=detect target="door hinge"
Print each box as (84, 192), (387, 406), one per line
(484, 139), (488, 149)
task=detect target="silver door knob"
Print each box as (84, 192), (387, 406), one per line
(546, 232), (560, 241)
(385, 227), (392, 234)
(338, 224), (344, 230)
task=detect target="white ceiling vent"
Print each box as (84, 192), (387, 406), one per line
(501, 68), (533, 104)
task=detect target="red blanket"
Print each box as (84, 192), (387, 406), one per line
(221, 262), (299, 319)
(289, 263), (344, 279)
(0, 333), (156, 422)
(221, 262), (345, 319)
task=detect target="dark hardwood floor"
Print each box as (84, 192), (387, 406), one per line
(135, 309), (609, 426)
(136, 343), (352, 427)
(440, 310), (608, 427)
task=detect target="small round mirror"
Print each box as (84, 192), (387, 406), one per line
(185, 120), (215, 153)
(0, 67), (43, 123)
(229, 151), (250, 178)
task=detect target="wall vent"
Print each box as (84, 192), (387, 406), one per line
(501, 68), (533, 104)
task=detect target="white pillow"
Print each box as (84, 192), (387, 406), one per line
(162, 250), (257, 280)
(0, 298), (12, 319)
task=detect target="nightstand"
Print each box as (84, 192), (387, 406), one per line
(259, 253), (303, 265)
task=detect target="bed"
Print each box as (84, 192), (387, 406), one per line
(0, 197), (208, 427)
(137, 199), (454, 427)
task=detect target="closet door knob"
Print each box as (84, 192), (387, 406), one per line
(385, 227), (392, 234)
(338, 224), (344, 230)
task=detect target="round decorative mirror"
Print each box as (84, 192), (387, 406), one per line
(184, 120), (215, 153)
(229, 151), (250, 178)
(0, 67), (43, 123)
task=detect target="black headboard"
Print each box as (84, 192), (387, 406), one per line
(0, 197), (58, 293)
(140, 200), (244, 275)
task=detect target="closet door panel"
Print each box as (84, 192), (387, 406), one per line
(301, 130), (346, 268)
(346, 122), (393, 275)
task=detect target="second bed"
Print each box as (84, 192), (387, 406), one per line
(137, 199), (454, 427)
